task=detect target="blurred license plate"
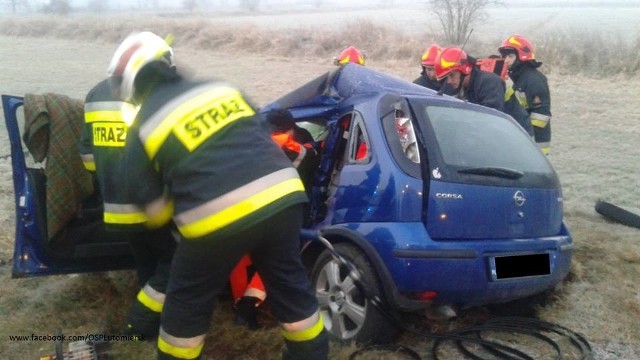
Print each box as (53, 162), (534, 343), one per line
(493, 253), (550, 280)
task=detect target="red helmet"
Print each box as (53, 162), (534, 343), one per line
(498, 35), (535, 62)
(420, 44), (442, 67)
(434, 47), (473, 80)
(336, 46), (365, 66)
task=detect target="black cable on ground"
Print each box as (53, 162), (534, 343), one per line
(354, 304), (593, 360)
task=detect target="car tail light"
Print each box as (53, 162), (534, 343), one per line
(405, 291), (438, 302)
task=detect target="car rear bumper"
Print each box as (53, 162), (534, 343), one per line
(349, 222), (573, 309)
(393, 245), (572, 307)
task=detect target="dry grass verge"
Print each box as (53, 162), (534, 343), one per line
(0, 15), (638, 76)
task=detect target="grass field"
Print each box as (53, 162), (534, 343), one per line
(0, 7), (639, 359)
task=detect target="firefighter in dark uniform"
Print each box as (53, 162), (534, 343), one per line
(499, 35), (552, 154)
(413, 44), (443, 91)
(434, 47), (534, 136)
(109, 31), (328, 360)
(434, 46), (506, 111)
(79, 59), (176, 340)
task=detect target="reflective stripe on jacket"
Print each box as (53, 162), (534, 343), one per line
(80, 79), (149, 229)
(125, 78), (308, 239)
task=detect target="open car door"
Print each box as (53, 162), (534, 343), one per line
(2, 94), (135, 278)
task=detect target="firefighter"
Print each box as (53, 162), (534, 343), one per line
(79, 37), (176, 340)
(230, 108), (320, 330)
(413, 44), (442, 91)
(499, 35), (552, 154)
(267, 108), (319, 194)
(434, 46), (506, 111)
(334, 45), (366, 66)
(110, 31), (328, 360)
(434, 47), (533, 136)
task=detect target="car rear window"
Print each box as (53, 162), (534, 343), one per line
(417, 104), (558, 188)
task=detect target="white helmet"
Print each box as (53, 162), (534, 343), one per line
(107, 31), (175, 102)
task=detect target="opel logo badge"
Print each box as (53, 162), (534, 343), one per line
(513, 191), (526, 207)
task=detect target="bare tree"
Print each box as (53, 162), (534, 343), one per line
(3, 0), (31, 13)
(183, 0), (197, 11)
(88, 0), (108, 12)
(240, 0), (259, 11)
(427, 0), (501, 45)
(41, 0), (70, 15)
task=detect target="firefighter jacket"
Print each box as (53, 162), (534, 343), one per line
(413, 74), (441, 92)
(79, 79), (150, 231)
(271, 132), (311, 169)
(271, 129), (319, 191)
(508, 61), (552, 129)
(503, 91), (534, 136)
(463, 67), (506, 112)
(413, 75), (458, 96)
(122, 77), (308, 240)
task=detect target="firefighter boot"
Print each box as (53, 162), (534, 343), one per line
(234, 296), (261, 330)
(282, 328), (329, 360)
(124, 299), (161, 341)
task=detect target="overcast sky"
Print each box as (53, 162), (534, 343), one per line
(16, 0), (640, 10)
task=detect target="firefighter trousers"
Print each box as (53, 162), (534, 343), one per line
(158, 204), (327, 359)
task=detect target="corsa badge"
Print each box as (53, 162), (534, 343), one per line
(513, 191), (526, 207)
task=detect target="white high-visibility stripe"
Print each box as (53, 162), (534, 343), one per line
(85, 101), (128, 112)
(243, 288), (267, 301)
(80, 153), (94, 163)
(158, 327), (207, 355)
(515, 90), (527, 107)
(104, 202), (143, 214)
(142, 283), (165, 304)
(144, 193), (172, 219)
(174, 168), (299, 226)
(531, 112), (551, 122)
(281, 310), (320, 332)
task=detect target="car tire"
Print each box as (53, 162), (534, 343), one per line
(310, 243), (399, 344)
(595, 200), (640, 229)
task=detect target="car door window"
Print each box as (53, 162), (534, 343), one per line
(347, 113), (370, 164)
(394, 109), (420, 163)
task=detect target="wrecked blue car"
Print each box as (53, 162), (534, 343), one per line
(262, 64), (572, 342)
(3, 64), (572, 344)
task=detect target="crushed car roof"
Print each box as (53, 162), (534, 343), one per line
(262, 63), (444, 112)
